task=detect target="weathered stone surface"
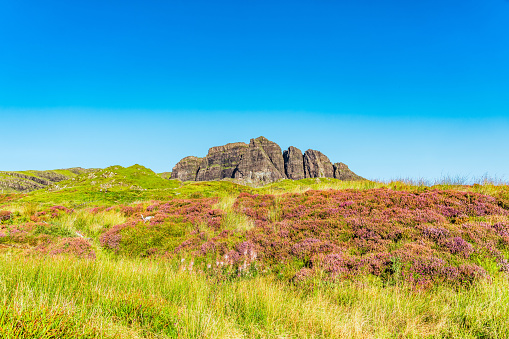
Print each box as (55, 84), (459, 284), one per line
(196, 143), (248, 181)
(170, 137), (363, 184)
(171, 156), (202, 181)
(283, 146), (305, 180)
(303, 150), (334, 178)
(333, 162), (364, 181)
(233, 137), (286, 184)
(250, 137), (286, 178)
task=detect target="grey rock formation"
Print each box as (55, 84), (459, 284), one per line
(250, 137), (286, 177)
(303, 149), (334, 178)
(196, 143), (248, 181)
(170, 137), (363, 184)
(233, 137), (286, 184)
(283, 146), (305, 180)
(171, 156), (202, 181)
(333, 162), (364, 181)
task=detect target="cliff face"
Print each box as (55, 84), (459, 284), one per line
(196, 143), (248, 181)
(333, 162), (364, 181)
(303, 149), (334, 179)
(234, 137), (286, 183)
(283, 146), (305, 180)
(171, 156), (202, 182)
(171, 136), (363, 184)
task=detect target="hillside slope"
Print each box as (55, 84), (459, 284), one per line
(0, 168), (96, 193)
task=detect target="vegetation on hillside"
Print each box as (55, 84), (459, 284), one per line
(0, 167), (96, 193)
(1, 164), (509, 338)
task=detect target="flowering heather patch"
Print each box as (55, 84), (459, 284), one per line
(0, 210), (12, 221)
(146, 203), (158, 212)
(291, 238), (338, 261)
(292, 267), (315, 282)
(443, 236), (474, 257)
(88, 206), (108, 214)
(28, 205), (75, 220)
(225, 189), (509, 285)
(100, 221), (136, 251)
(49, 205), (72, 213)
(320, 253), (352, 276)
(7, 227), (28, 237)
(0, 194), (18, 204)
(120, 204), (144, 216)
(5, 186), (509, 287)
(34, 237), (96, 259)
(99, 198), (222, 256)
(421, 225), (450, 241)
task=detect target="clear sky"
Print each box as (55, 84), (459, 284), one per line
(1, 0), (508, 181)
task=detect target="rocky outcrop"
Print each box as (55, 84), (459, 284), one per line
(333, 162), (364, 181)
(250, 137), (286, 177)
(233, 137), (286, 184)
(171, 136), (364, 184)
(171, 156), (202, 181)
(303, 150), (334, 178)
(0, 178), (45, 192)
(283, 146), (305, 180)
(196, 143), (248, 181)
(0, 168), (96, 193)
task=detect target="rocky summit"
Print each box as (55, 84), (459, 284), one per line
(171, 136), (363, 184)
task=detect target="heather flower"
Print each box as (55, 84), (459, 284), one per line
(320, 253), (353, 277)
(443, 237), (474, 257)
(421, 225), (450, 241)
(497, 258), (509, 272)
(292, 268), (315, 283)
(35, 237), (96, 259)
(236, 241), (258, 261)
(0, 211), (12, 221)
(291, 238), (336, 259)
(492, 222), (509, 237)
(200, 241), (216, 255)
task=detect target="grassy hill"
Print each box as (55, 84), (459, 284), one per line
(1, 167), (509, 337)
(0, 167), (96, 193)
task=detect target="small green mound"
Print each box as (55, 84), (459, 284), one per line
(56, 164), (179, 191)
(19, 165), (183, 206)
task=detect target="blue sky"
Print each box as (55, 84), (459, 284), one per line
(1, 0), (508, 181)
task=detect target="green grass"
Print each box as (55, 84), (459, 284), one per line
(2, 254), (509, 338)
(2, 168), (509, 338)
(0, 168), (95, 194)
